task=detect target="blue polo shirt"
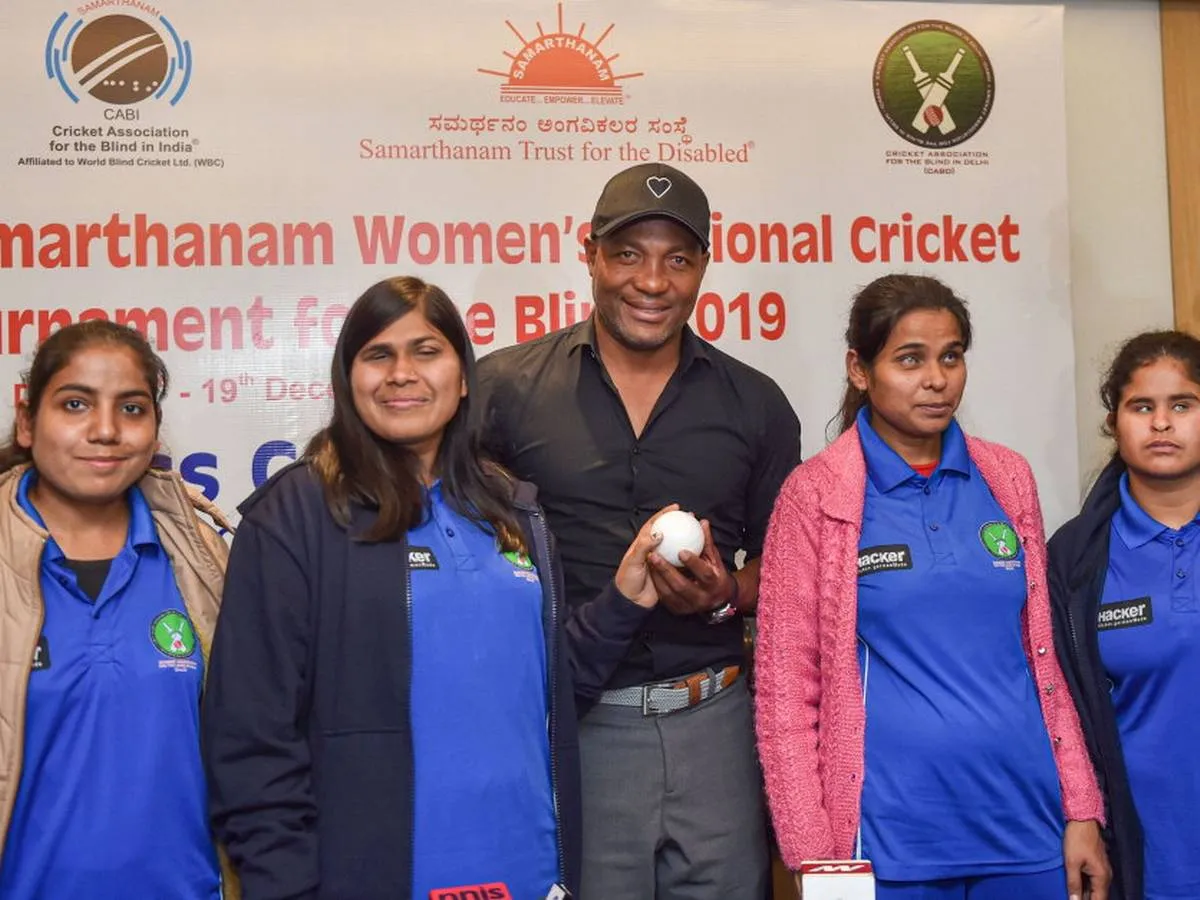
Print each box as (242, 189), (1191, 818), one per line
(1100, 474), (1200, 900)
(0, 471), (219, 899)
(854, 410), (1062, 880)
(410, 484), (559, 898)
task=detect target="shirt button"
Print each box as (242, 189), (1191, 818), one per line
(446, 527), (456, 538)
(1178, 570), (1187, 579)
(1044, 683), (1055, 695)
(1037, 646), (1047, 656)
(929, 523), (940, 531)
(922, 486), (931, 495)
(1177, 538), (1186, 548)
(1054, 736), (1063, 745)
(632, 447), (640, 455)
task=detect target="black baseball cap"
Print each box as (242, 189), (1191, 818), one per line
(590, 163), (711, 250)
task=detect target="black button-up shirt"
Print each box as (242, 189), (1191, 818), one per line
(476, 319), (801, 688)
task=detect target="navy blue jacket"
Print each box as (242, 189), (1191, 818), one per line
(202, 462), (649, 900)
(1047, 457), (1142, 900)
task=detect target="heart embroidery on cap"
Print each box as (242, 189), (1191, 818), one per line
(646, 176), (672, 199)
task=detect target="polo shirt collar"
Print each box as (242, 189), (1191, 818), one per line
(570, 315), (710, 372)
(856, 406), (970, 493)
(17, 468), (159, 557)
(1113, 471), (1183, 549)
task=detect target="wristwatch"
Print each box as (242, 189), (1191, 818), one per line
(707, 577), (740, 624)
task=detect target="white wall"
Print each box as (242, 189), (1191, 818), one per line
(1063, 0), (1175, 493)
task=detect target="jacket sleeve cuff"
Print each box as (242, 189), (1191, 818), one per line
(563, 582), (654, 698)
(604, 581), (656, 623)
(1065, 802), (1107, 827)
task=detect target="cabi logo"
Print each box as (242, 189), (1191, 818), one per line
(478, 2), (643, 105)
(873, 20), (994, 149)
(46, 2), (192, 111)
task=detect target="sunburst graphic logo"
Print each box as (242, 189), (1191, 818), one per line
(46, 8), (192, 106)
(478, 2), (643, 102)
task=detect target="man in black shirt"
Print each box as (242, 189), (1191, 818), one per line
(476, 163), (800, 899)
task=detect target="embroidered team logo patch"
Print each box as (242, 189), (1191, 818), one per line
(150, 610), (200, 672)
(858, 544), (913, 577)
(979, 521), (1018, 559)
(1097, 597), (1153, 631)
(503, 549), (534, 570)
(502, 549), (539, 583)
(151, 610), (196, 658)
(979, 521), (1022, 571)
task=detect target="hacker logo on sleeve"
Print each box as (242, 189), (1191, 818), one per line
(858, 545), (913, 577)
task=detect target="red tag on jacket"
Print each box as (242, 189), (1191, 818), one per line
(428, 883), (512, 900)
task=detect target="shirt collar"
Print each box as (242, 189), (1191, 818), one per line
(17, 469), (159, 555)
(856, 406), (970, 493)
(126, 485), (158, 548)
(417, 479), (450, 526)
(569, 315), (710, 372)
(1113, 471), (1177, 549)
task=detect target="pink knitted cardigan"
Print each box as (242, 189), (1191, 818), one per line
(755, 425), (1104, 870)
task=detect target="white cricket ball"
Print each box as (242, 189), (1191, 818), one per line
(652, 510), (705, 567)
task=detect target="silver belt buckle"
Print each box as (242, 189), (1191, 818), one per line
(641, 683), (661, 716)
(641, 680), (681, 716)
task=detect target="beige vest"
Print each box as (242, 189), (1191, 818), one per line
(0, 465), (240, 898)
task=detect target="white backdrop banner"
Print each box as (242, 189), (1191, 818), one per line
(0, 0), (1078, 526)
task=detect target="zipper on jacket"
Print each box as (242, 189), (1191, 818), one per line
(529, 508), (567, 887)
(405, 553), (417, 887)
(2, 575), (46, 859)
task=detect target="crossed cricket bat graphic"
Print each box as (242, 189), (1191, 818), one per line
(902, 45), (966, 135)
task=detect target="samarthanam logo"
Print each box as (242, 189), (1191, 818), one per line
(46, 4), (192, 108)
(874, 20), (994, 149)
(478, 2), (643, 105)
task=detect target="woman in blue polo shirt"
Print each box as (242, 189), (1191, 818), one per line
(0, 320), (235, 899)
(1050, 330), (1200, 900)
(203, 276), (664, 900)
(757, 274), (1110, 900)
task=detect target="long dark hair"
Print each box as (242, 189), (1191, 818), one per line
(305, 276), (525, 548)
(0, 320), (168, 474)
(1100, 329), (1200, 440)
(835, 274), (973, 434)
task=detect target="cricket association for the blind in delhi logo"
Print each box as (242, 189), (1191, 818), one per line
(45, 7), (193, 107)
(873, 20), (994, 149)
(478, 1), (644, 103)
(151, 610), (197, 658)
(979, 522), (1019, 560)
(503, 548), (540, 584)
(503, 550), (535, 570)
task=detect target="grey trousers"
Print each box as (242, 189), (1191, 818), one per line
(578, 677), (769, 900)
